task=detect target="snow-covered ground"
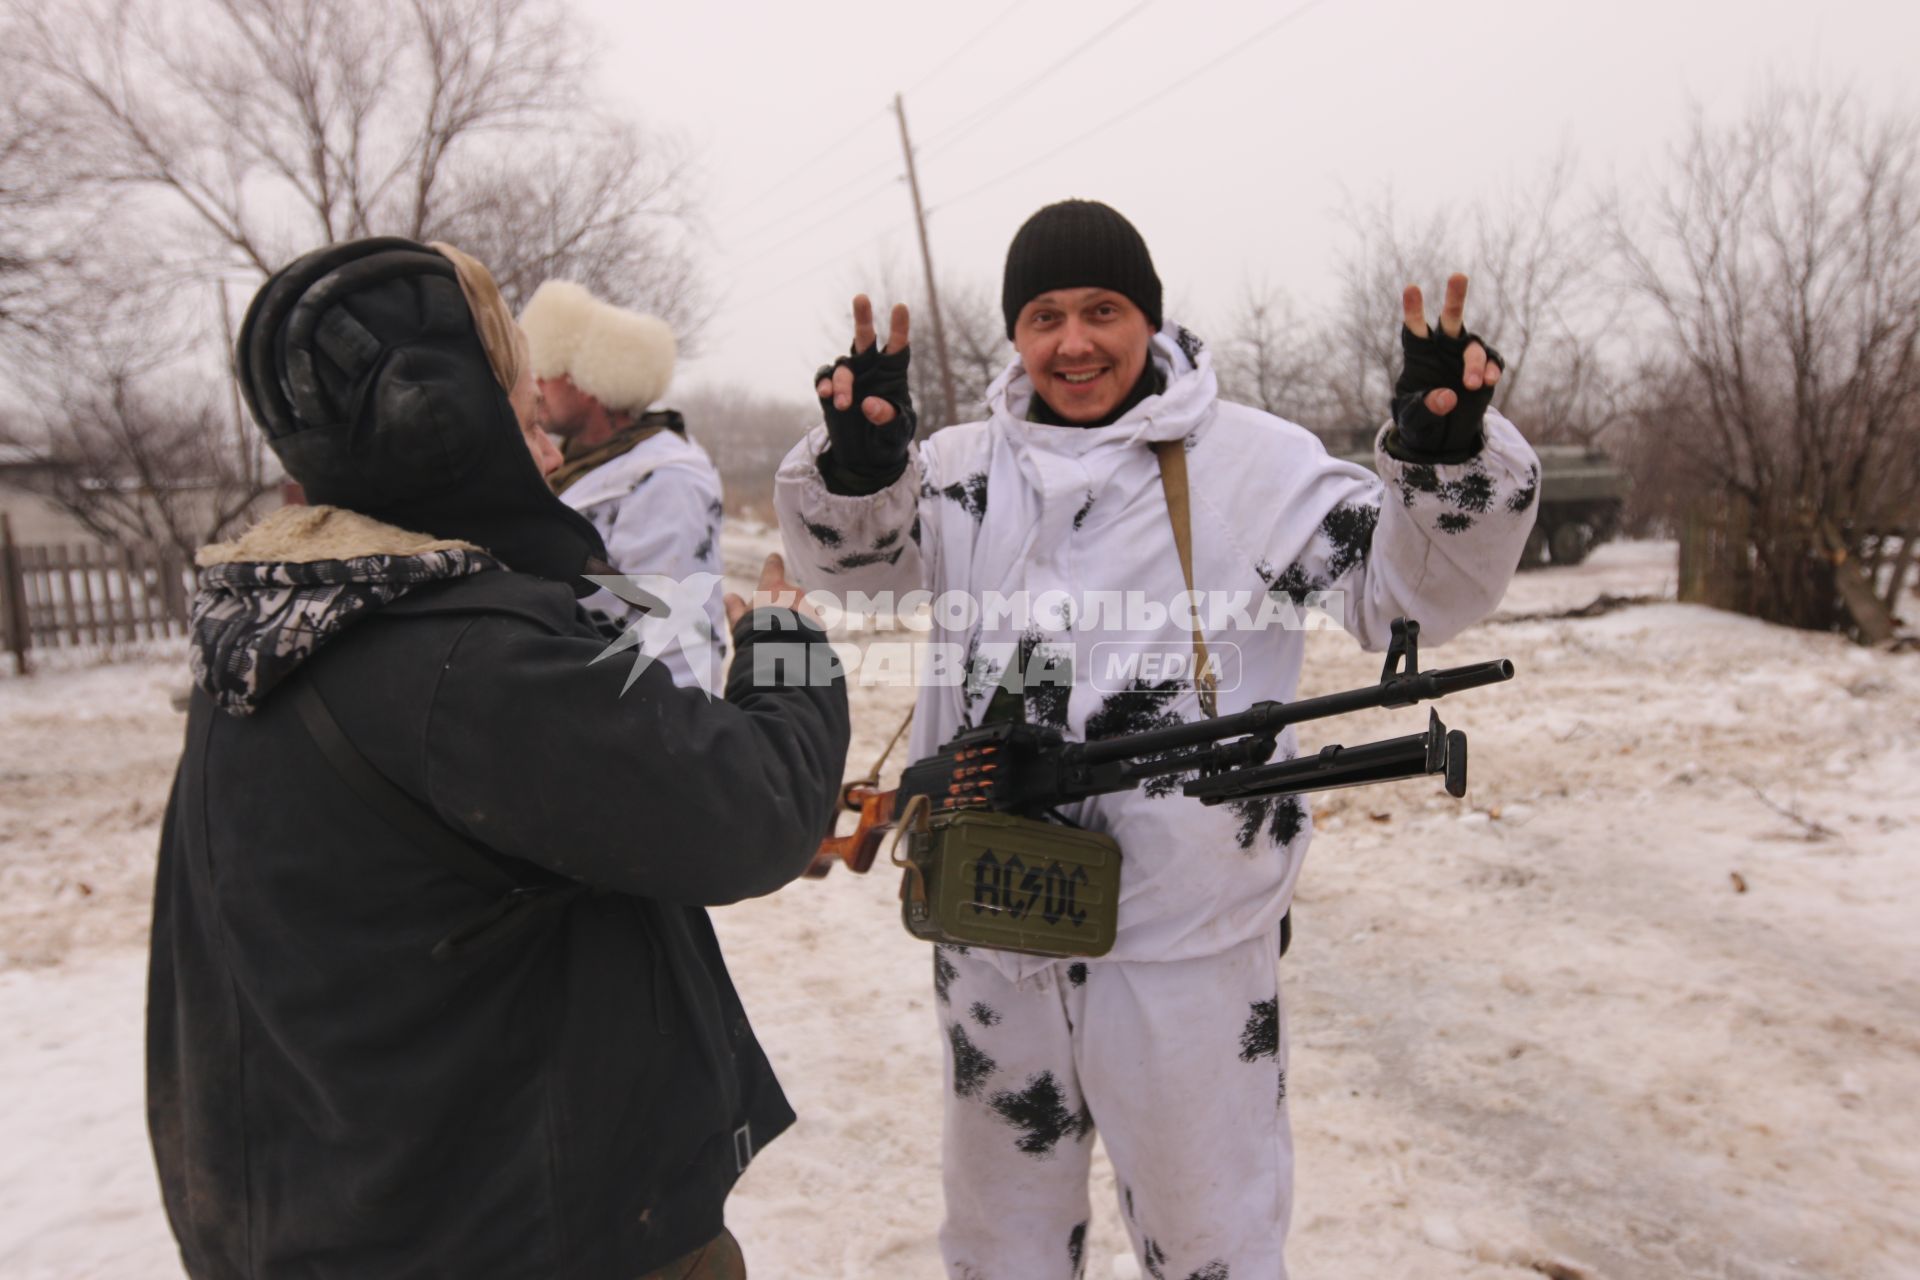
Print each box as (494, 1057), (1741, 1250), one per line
(2, 539), (1916, 1279)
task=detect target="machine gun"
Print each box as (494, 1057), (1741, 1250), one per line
(810, 618), (1513, 958)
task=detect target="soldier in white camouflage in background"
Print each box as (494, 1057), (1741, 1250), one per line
(521, 281), (728, 691)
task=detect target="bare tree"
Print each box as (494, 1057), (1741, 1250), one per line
(5, 0), (700, 321)
(1320, 194), (1455, 433)
(1, 0), (705, 553)
(1467, 151), (1627, 446)
(915, 280), (1008, 425)
(1612, 85), (1920, 632)
(1213, 283), (1333, 432)
(0, 34), (104, 352)
(427, 124), (707, 341)
(0, 309), (277, 559)
(1319, 165), (1626, 446)
(671, 384), (816, 524)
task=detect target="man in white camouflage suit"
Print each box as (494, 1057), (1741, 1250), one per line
(778, 200), (1540, 1279)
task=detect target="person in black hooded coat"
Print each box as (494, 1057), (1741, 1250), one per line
(146, 238), (850, 1279)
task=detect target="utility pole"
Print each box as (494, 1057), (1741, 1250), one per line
(894, 92), (959, 431)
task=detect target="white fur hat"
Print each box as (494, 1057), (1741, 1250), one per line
(519, 280), (677, 415)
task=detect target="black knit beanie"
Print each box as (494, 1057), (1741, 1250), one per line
(1001, 200), (1163, 338)
(235, 237), (608, 592)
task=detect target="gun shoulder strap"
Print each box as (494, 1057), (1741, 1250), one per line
(1152, 439), (1289, 956)
(1152, 438), (1218, 719)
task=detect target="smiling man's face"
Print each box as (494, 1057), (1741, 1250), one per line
(1012, 287), (1155, 423)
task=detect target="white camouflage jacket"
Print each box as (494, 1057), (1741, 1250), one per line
(565, 428), (728, 691)
(776, 325), (1540, 975)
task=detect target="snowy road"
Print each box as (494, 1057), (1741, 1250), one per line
(2, 541), (1916, 1279)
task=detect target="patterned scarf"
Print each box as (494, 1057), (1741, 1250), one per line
(547, 409), (684, 496)
(189, 548), (501, 716)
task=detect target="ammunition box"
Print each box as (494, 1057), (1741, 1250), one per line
(898, 810), (1120, 958)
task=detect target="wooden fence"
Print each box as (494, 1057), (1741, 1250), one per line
(0, 514), (194, 674)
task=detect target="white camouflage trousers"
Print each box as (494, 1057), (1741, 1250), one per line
(936, 931), (1292, 1280)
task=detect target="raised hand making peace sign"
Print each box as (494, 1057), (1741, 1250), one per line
(1390, 273), (1505, 462)
(813, 294), (918, 493)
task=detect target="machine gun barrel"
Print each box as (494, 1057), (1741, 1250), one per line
(804, 617), (1515, 887)
(1184, 710), (1469, 803)
(1070, 658), (1513, 768)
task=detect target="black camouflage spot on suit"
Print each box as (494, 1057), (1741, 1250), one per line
(1085, 678), (1189, 798)
(1435, 511), (1475, 534)
(1019, 628), (1072, 729)
(961, 633), (1002, 719)
(1395, 463), (1441, 508)
(1073, 490), (1095, 531)
(1124, 1184), (1135, 1220)
(1227, 791), (1306, 851)
(707, 498), (725, 520)
(948, 1021), (996, 1098)
(970, 1001), (1000, 1027)
(692, 527), (716, 561)
(927, 471), (988, 522)
(1175, 325), (1206, 364)
(1507, 463), (1539, 513)
(1069, 1222), (1088, 1279)
(1068, 962), (1088, 988)
(1239, 998), (1279, 1062)
(1319, 500), (1380, 579)
(1145, 1243), (1231, 1280)
(1440, 469), (1495, 514)
(803, 519), (843, 548)
(1258, 557), (1324, 607)
(1259, 501), (1379, 604)
(988, 1071), (1094, 1156)
(934, 946), (958, 1004)
(873, 528), (900, 549)
(1277, 1068), (1288, 1106)
(908, 514), (923, 546)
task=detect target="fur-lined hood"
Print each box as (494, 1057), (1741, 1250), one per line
(190, 506), (501, 715)
(197, 504), (482, 566)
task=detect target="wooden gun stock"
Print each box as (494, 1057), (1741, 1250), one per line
(804, 783), (900, 878)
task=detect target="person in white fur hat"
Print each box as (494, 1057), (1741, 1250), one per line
(520, 280), (728, 691)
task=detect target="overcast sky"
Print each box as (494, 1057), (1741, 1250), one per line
(579, 0), (1920, 405)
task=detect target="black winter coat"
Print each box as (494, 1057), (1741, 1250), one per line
(147, 569), (849, 1279)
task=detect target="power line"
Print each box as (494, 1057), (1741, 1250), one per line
(723, 168), (907, 272)
(731, 232), (900, 311)
(903, 0), (1035, 97)
(930, 0), (1331, 214)
(719, 108), (891, 227)
(725, 152), (901, 249)
(716, 0), (1033, 232)
(918, 0), (1155, 160)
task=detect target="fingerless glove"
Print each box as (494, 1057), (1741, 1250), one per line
(816, 344), (917, 496)
(1385, 326), (1504, 464)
